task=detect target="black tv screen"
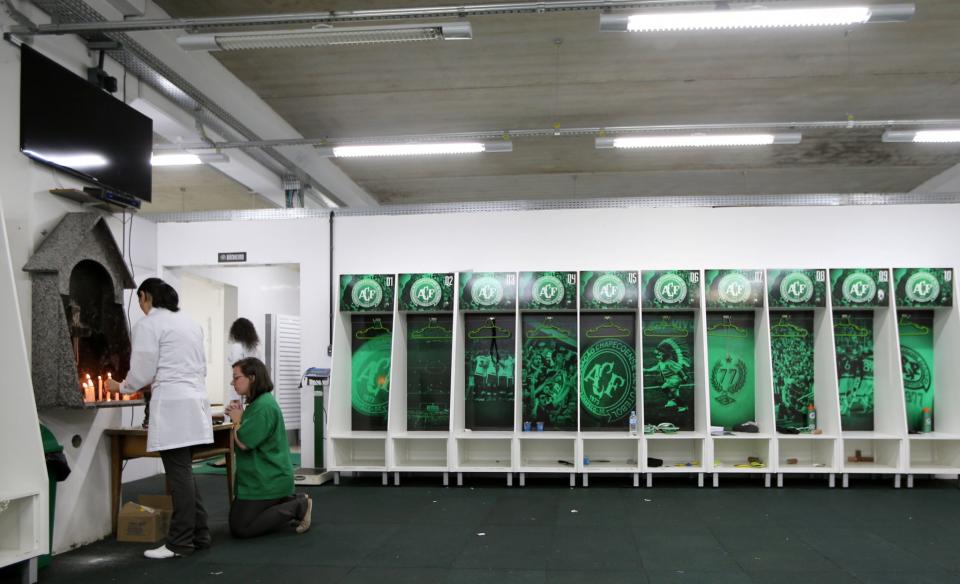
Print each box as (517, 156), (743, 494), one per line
(20, 45), (153, 202)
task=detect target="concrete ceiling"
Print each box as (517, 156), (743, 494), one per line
(148, 164), (274, 212)
(152, 0), (960, 205)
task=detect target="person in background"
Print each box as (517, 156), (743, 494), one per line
(108, 277), (212, 559)
(226, 357), (312, 538)
(226, 317), (263, 406)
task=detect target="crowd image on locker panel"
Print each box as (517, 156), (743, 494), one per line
(771, 336), (815, 427)
(522, 339), (577, 427)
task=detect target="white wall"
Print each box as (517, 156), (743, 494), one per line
(1, 29), (162, 554)
(176, 272), (227, 405)
(157, 203), (960, 469)
(175, 265), (301, 349)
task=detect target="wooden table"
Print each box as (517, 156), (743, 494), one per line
(105, 423), (234, 534)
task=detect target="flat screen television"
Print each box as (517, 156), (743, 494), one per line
(20, 45), (153, 202)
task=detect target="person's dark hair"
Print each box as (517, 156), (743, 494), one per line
(232, 357), (273, 403)
(229, 317), (260, 351)
(137, 277), (180, 312)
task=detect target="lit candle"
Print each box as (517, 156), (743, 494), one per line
(97, 376), (103, 401)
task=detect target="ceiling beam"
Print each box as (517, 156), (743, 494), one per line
(126, 81), (297, 208)
(911, 163), (960, 194)
(8, 0), (777, 34)
(28, 0), (378, 207)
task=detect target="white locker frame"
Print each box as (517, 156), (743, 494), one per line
(769, 270), (843, 488)
(901, 273), (960, 487)
(326, 267), (960, 489)
(833, 268), (908, 489)
(705, 270), (776, 488)
(641, 271), (708, 488)
(327, 276), (396, 486)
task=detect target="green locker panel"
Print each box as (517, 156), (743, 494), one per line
(834, 311), (875, 431)
(771, 311), (815, 430)
(351, 314), (392, 431)
(406, 314), (453, 431)
(642, 312), (696, 430)
(521, 314), (578, 430)
(580, 313), (637, 430)
(707, 312), (756, 429)
(464, 313), (516, 430)
(899, 310), (935, 433)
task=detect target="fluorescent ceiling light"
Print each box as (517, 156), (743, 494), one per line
(600, 4), (915, 32)
(178, 21), (472, 51)
(23, 150), (109, 168)
(596, 133), (802, 149)
(318, 141), (512, 158)
(883, 129), (960, 143)
(150, 153), (202, 166)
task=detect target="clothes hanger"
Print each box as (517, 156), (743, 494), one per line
(355, 317), (391, 339)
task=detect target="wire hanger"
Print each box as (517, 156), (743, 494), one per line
(643, 315), (690, 338)
(526, 315), (573, 340)
(411, 316), (453, 340)
(355, 318), (391, 339)
(770, 315), (809, 339)
(897, 313), (931, 337)
(833, 314), (870, 338)
(706, 314), (748, 338)
(467, 317), (513, 340)
(585, 315), (631, 339)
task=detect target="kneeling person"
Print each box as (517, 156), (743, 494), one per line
(226, 358), (312, 538)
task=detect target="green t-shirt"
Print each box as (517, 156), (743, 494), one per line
(235, 392), (294, 500)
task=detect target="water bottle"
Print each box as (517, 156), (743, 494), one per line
(629, 411), (638, 436)
(922, 407), (933, 433)
(806, 404), (817, 430)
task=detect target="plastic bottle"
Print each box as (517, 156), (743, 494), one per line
(629, 411), (638, 436)
(806, 404), (817, 430)
(922, 407), (933, 433)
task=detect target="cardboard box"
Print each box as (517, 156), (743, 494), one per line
(117, 495), (172, 543)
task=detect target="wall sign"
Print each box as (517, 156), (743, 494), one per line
(217, 252), (247, 263)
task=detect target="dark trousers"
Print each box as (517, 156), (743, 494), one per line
(159, 446), (210, 554)
(229, 494), (307, 539)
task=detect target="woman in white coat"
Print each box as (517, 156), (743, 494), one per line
(109, 277), (213, 559)
(225, 317), (263, 405)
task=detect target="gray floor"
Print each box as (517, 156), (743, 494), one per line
(9, 473), (960, 583)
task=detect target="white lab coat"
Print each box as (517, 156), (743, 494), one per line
(225, 341), (263, 403)
(121, 307), (213, 452)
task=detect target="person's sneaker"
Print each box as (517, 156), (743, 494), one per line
(295, 495), (313, 534)
(144, 545), (181, 559)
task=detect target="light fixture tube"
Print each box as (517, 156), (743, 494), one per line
(883, 130), (960, 143)
(317, 141), (512, 158)
(600, 4), (915, 33)
(595, 133), (802, 149)
(150, 153), (202, 166)
(178, 21), (472, 51)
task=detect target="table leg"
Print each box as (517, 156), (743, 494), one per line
(111, 436), (121, 534)
(225, 448), (235, 502)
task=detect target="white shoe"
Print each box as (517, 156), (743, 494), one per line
(295, 495), (313, 534)
(144, 545), (180, 559)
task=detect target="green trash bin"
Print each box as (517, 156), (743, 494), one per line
(39, 425), (68, 570)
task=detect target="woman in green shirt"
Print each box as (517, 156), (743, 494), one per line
(225, 358), (312, 538)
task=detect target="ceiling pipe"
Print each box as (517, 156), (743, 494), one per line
(152, 118), (960, 152)
(8, 0), (855, 34)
